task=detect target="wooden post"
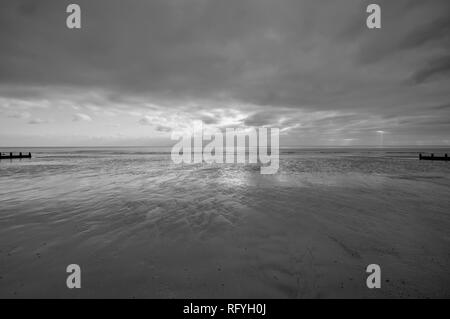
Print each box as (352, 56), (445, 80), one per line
(419, 153), (422, 160)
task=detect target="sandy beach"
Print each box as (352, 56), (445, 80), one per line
(1, 148), (450, 298)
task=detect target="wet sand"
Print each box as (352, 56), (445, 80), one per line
(1, 149), (449, 298)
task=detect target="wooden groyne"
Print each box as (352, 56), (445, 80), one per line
(419, 153), (449, 161)
(0, 152), (32, 159)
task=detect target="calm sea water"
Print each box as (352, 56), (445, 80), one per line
(1, 147), (450, 298)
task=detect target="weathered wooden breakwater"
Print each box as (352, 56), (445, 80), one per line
(419, 153), (449, 161)
(0, 152), (32, 159)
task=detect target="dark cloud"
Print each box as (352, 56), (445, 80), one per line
(72, 113), (92, 122)
(0, 0), (449, 145)
(5, 111), (30, 119)
(27, 118), (48, 125)
(411, 56), (450, 84)
(138, 117), (153, 126)
(198, 115), (220, 125)
(432, 103), (450, 110)
(244, 111), (284, 127)
(356, 1), (450, 65)
(155, 125), (173, 133)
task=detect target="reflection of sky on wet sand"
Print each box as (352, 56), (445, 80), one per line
(2, 148), (450, 205)
(1, 148), (450, 297)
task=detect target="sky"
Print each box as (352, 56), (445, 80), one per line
(0, 0), (449, 147)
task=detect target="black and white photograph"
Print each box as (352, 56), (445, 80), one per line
(0, 0), (449, 302)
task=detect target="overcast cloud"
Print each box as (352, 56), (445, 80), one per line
(0, 0), (449, 146)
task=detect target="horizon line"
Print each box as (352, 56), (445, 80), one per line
(1, 145), (450, 149)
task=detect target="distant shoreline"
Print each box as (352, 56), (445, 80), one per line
(1, 145), (450, 149)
